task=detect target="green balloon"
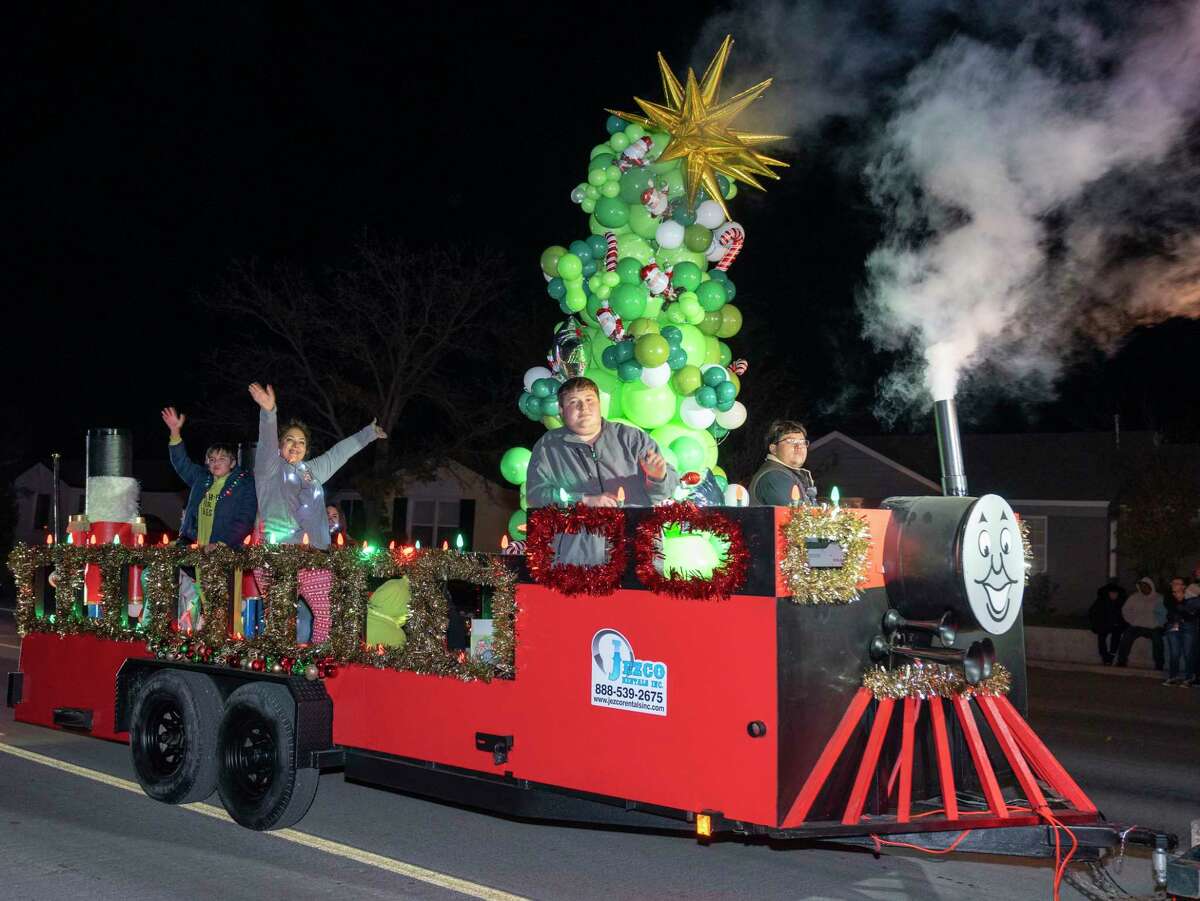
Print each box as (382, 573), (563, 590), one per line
(717, 341), (733, 367)
(614, 338), (636, 362)
(599, 180), (621, 199)
(609, 131), (630, 152)
(594, 197), (629, 228)
(699, 308), (723, 336)
(508, 509), (528, 538)
(616, 233), (654, 265)
(617, 359), (643, 382)
(715, 380), (737, 405)
(627, 204), (660, 240)
(670, 436), (705, 473)
(634, 333), (670, 367)
(696, 426), (719, 469)
(662, 168), (685, 197)
(621, 382), (676, 429)
(589, 367), (624, 419)
(704, 334), (722, 364)
(716, 304), (742, 338)
(624, 123), (646, 141)
(672, 364), (702, 395)
(541, 396), (561, 417)
(533, 377), (559, 398)
(619, 168), (655, 204)
(588, 152), (615, 170)
(677, 323), (707, 366)
(589, 214), (628, 236)
(702, 365), (727, 388)
(540, 245), (567, 278)
(696, 386), (717, 408)
(564, 287), (587, 312)
(616, 256), (643, 285)
(684, 224), (713, 253)
(696, 279), (727, 311)
(655, 246), (709, 270)
(609, 282), (647, 321)
(672, 262), (703, 293)
(499, 447), (531, 485)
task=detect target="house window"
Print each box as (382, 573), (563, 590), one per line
(408, 499), (460, 548)
(1022, 515), (1048, 575)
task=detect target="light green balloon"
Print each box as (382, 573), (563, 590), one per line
(581, 198), (596, 214)
(628, 204), (660, 240)
(654, 246), (709, 270)
(508, 509), (527, 539)
(677, 324), (707, 366)
(624, 123), (646, 141)
(650, 422), (693, 456)
(590, 143), (614, 159)
(541, 415), (563, 429)
(696, 426), (719, 469)
(621, 382), (677, 429)
(499, 447), (531, 485)
(704, 334), (722, 364)
(662, 168), (685, 197)
(643, 294), (664, 320)
(616, 233), (653, 265)
(589, 214), (629, 237)
(609, 131), (630, 152)
(600, 180), (621, 198)
(672, 365), (702, 395)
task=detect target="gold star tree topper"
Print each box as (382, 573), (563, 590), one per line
(609, 35), (788, 219)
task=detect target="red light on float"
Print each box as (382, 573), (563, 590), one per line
(791, 485), (801, 504)
(501, 535), (509, 550)
(162, 534), (169, 545)
(336, 532), (344, 547)
(302, 532), (310, 546)
(617, 486), (626, 505)
(136, 534), (145, 547)
(388, 540), (396, 550)
(45, 533), (54, 545)
(442, 540), (449, 550)
(243, 534), (252, 545)
(89, 534), (97, 545)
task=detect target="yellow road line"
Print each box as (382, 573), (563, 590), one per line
(0, 741), (528, 901)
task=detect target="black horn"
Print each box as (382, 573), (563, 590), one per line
(881, 608), (957, 647)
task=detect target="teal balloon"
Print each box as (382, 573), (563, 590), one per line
(696, 279), (727, 311)
(569, 240), (592, 260)
(672, 262), (702, 293)
(588, 153), (614, 172)
(696, 386), (718, 408)
(709, 423), (729, 440)
(605, 115), (626, 135)
(521, 394), (543, 420)
(723, 279), (736, 301)
(609, 282), (647, 320)
(616, 257), (642, 284)
(541, 397), (560, 417)
(660, 326), (683, 346)
(708, 269), (728, 282)
(586, 234), (608, 259)
(546, 277), (566, 300)
(672, 206), (696, 226)
(717, 174), (730, 196)
(532, 378), (559, 398)
(702, 366), (727, 387)
(499, 447), (532, 485)
(601, 345), (621, 370)
(581, 257), (598, 278)
(667, 346), (688, 370)
(716, 397), (736, 413)
(619, 168), (655, 204)
(594, 196), (630, 228)
(715, 380), (737, 405)
(684, 224), (713, 253)
(614, 338), (636, 362)
(617, 359), (643, 382)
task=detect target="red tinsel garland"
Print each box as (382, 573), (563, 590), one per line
(526, 505), (627, 596)
(633, 502), (749, 601)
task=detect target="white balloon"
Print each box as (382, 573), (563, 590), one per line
(523, 366), (553, 393)
(695, 199), (726, 229)
(655, 220), (685, 249)
(639, 363), (672, 387)
(715, 401), (747, 430)
(679, 395), (716, 429)
(723, 483), (749, 507)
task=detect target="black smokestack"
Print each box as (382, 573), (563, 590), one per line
(933, 399), (968, 496)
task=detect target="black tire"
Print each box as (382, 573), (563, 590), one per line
(216, 682), (319, 831)
(129, 669), (222, 804)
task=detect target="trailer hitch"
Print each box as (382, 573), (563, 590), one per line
(476, 732), (514, 765)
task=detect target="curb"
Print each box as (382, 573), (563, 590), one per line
(1029, 659), (1164, 679)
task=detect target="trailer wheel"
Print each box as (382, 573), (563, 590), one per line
(129, 670), (222, 804)
(216, 682), (319, 831)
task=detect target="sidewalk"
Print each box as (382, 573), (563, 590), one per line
(1029, 659), (1168, 679)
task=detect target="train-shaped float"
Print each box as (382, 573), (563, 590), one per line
(7, 406), (1168, 889)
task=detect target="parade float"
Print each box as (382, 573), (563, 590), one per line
(6, 36), (1179, 899)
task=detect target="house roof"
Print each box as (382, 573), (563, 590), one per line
(21, 459), (192, 494)
(809, 430), (1181, 501)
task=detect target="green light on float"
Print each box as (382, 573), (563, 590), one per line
(415, 539), (421, 550)
(658, 524), (731, 580)
(831, 485), (841, 508)
(455, 533), (464, 551)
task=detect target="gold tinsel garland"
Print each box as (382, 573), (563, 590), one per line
(1019, 517), (1033, 585)
(7, 543), (516, 682)
(779, 506), (872, 605)
(862, 662), (1013, 700)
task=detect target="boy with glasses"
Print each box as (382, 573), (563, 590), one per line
(749, 419), (818, 507)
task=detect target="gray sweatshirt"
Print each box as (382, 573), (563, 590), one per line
(526, 420), (678, 566)
(255, 408), (377, 549)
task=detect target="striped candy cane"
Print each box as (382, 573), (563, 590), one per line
(715, 223), (745, 272)
(604, 231), (618, 272)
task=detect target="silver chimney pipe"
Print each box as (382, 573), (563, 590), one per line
(933, 399), (968, 496)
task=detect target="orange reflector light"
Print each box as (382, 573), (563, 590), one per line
(696, 814), (713, 838)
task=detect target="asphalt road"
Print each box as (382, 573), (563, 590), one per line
(0, 611), (1193, 901)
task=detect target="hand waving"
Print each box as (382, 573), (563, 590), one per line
(248, 383), (276, 412)
(161, 407), (186, 437)
(372, 419), (388, 440)
(640, 448), (668, 481)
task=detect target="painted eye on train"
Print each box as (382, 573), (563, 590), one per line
(1000, 528), (1011, 555)
(977, 530), (991, 558)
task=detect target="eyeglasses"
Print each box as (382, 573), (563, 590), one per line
(777, 438), (810, 449)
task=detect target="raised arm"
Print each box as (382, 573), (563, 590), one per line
(634, 432), (679, 504)
(162, 407), (207, 487)
(307, 421), (386, 483)
(249, 383), (281, 480)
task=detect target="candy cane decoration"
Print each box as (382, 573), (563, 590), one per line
(604, 231), (618, 272)
(714, 223), (745, 272)
(728, 359), (748, 376)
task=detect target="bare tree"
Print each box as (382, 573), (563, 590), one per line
(202, 237), (525, 535)
(1118, 452), (1200, 587)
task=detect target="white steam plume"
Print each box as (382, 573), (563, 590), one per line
(695, 1), (1200, 414)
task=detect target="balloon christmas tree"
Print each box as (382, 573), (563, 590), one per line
(503, 37), (785, 517)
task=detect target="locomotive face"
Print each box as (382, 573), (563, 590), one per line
(960, 494), (1024, 635)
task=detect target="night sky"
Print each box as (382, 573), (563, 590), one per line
(5, 4), (1198, 472)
